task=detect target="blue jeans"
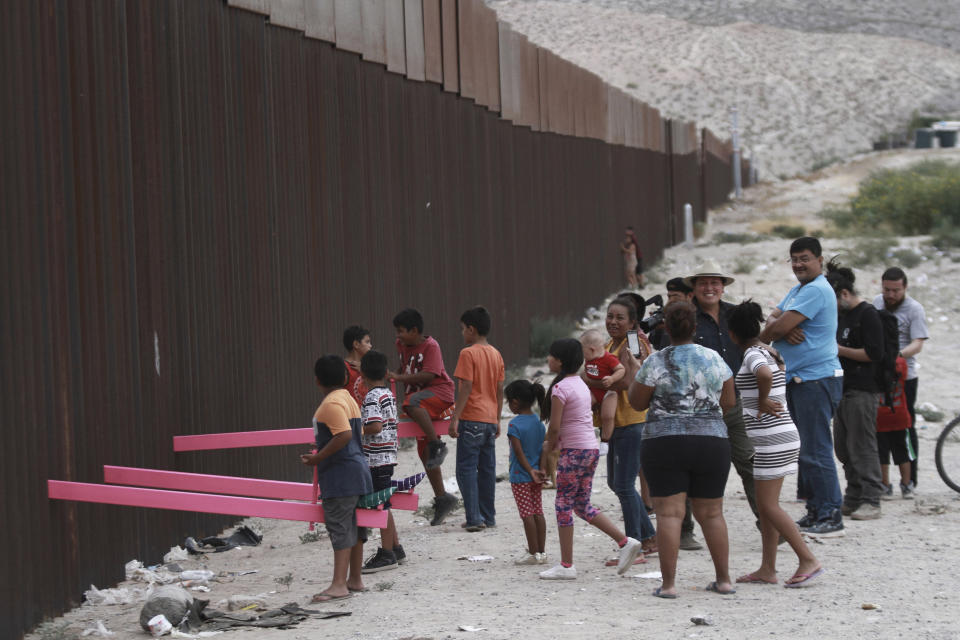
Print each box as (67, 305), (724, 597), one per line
(455, 421), (497, 527)
(606, 423), (655, 541)
(786, 376), (843, 520)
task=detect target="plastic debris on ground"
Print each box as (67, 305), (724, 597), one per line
(84, 584), (150, 605)
(164, 546), (190, 563)
(80, 620), (116, 637)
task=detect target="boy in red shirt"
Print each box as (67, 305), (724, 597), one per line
(877, 357), (915, 499)
(451, 306), (505, 531)
(390, 308), (459, 526)
(580, 329), (625, 441)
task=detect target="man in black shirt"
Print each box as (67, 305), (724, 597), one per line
(648, 278), (693, 350)
(683, 263), (759, 525)
(826, 261), (885, 521)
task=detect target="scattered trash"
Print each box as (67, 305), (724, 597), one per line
(80, 620), (116, 637)
(186, 526), (262, 555)
(917, 401), (945, 422)
(861, 603), (881, 611)
(691, 615), (713, 626)
(457, 555), (494, 563)
(190, 586), (211, 593)
(129, 565), (180, 585)
(84, 584), (147, 605)
(915, 499), (948, 515)
(181, 570), (215, 583)
(632, 571), (663, 580)
(226, 594), (270, 611)
(164, 546), (190, 563)
(458, 625), (486, 632)
(443, 477), (460, 494)
(148, 614), (173, 637)
(126, 559), (144, 579)
(139, 586), (204, 633)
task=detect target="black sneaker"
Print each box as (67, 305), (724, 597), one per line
(430, 493), (458, 526)
(425, 440), (448, 469)
(393, 544), (407, 565)
(800, 511), (845, 538)
(795, 512), (816, 529)
(361, 547), (398, 574)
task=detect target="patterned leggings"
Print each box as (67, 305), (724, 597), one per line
(555, 448), (601, 527)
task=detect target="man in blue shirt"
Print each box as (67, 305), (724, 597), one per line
(760, 237), (845, 537)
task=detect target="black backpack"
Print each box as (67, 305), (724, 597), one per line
(875, 309), (901, 410)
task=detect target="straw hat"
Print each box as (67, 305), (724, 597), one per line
(682, 259), (735, 287)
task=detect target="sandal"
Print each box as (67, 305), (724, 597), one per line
(311, 591), (352, 603)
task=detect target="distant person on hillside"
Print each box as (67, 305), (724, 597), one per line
(390, 308), (458, 526)
(873, 267), (928, 494)
(620, 227), (640, 288)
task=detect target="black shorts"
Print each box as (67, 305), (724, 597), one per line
(640, 435), (731, 499)
(358, 465), (395, 539)
(877, 430), (914, 466)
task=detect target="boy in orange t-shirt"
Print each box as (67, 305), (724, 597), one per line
(451, 306), (505, 531)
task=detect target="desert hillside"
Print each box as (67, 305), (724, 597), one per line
(488, 0), (960, 179)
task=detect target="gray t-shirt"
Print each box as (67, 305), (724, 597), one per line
(872, 294), (929, 380)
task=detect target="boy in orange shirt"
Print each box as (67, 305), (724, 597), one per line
(450, 306), (505, 531)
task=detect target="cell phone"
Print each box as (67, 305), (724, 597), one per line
(626, 330), (641, 357)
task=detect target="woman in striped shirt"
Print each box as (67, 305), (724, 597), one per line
(728, 301), (823, 588)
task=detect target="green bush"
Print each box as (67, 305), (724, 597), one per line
(891, 248), (922, 268)
(733, 256), (754, 274)
(529, 316), (575, 358)
(845, 237), (897, 267)
(825, 160), (960, 236)
(713, 231), (763, 244)
(771, 224), (806, 239)
(931, 221), (960, 249)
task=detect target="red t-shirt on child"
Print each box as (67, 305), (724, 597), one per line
(877, 357), (911, 432)
(584, 351), (622, 406)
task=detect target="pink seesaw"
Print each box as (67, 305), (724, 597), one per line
(101, 465), (419, 511)
(47, 480), (389, 527)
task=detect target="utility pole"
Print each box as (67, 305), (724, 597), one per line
(731, 107), (742, 198)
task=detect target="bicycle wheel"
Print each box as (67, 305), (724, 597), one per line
(935, 415), (960, 494)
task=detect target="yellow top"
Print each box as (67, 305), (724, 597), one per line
(605, 337), (648, 427)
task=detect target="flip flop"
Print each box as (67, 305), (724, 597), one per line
(784, 567), (825, 588)
(736, 572), (778, 584)
(604, 555), (647, 567)
(311, 591), (352, 603)
(652, 587), (677, 599)
(348, 586), (369, 593)
(705, 581), (736, 595)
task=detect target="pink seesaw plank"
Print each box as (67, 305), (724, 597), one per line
(173, 420), (451, 451)
(173, 428), (313, 451)
(48, 481), (388, 527)
(102, 466), (419, 511)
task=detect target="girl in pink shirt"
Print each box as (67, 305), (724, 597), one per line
(537, 338), (643, 580)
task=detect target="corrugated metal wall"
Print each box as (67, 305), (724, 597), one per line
(1, 2), (748, 637)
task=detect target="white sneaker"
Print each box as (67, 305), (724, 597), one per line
(539, 564), (577, 580)
(536, 552), (548, 565)
(616, 537), (643, 575)
(514, 551), (539, 565)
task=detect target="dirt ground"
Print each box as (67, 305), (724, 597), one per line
(30, 147), (960, 640)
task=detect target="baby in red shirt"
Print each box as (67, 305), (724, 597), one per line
(580, 329), (625, 440)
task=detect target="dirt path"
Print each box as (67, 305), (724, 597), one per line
(30, 148), (960, 640)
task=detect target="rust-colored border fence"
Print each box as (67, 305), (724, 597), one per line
(1, 2), (750, 637)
